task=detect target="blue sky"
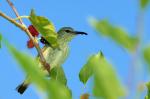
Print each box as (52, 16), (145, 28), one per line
(0, 0), (150, 99)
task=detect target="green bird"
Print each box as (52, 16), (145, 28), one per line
(16, 27), (87, 94)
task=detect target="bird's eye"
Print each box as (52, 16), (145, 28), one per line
(65, 30), (71, 33)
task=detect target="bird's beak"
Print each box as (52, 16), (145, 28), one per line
(74, 31), (88, 35)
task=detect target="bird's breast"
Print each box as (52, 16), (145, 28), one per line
(43, 44), (69, 69)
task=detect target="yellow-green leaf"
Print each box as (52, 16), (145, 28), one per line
(140, 0), (150, 9)
(29, 9), (59, 48)
(81, 52), (126, 99)
(5, 41), (47, 91)
(143, 46), (150, 68)
(79, 52), (103, 84)
(0, 33), (2, 48)
(5, 41), (71, 99)
(79, 62), (93, 84)
(92, 53), (126, 99)
(90, 19), (138, 52)
(145, 82), (150, 99)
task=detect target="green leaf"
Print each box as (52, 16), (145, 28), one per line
(4, 41), (71, 99)
(0, 33), (2, 48)
(80, 52), (126, 99)
(92, 53), (126, 99)
(143, 46), (150, 68)
(90, 19), (138, 52)
(79, 63), (93, 84)
(79, 53), (103, 84)
(5, 41), (47, 91)
(50, 66), (67, 85)
(29, 9), (59, 48)
(145, 82), (150, 99)
(140, 0), (150, 9)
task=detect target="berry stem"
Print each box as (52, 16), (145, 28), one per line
(14, 16), (30, 21)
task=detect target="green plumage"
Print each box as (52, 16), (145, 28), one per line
(42, 38), (70, 69)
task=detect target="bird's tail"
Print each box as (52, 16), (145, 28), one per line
(16, 81), (29, 94)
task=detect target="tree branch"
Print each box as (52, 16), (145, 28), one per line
(6, 0), (23, 24)
(126, 9), (145, 99)
(0, 11), (50, 73)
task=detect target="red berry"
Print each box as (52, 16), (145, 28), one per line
(80, 93), (89, 99)
(28, 25), (39, 37)
(27, 39), (34, 48)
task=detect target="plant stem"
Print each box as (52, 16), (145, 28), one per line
(14, 16), (30, 21)
(127, 10), (144, 99)
(6, 0), (23, 24)
(0, 11), (50, 73)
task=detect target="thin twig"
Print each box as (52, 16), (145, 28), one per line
(6, 0), (23, 24)
(126, 10), (145, 99)
(0, 11), (50, 73)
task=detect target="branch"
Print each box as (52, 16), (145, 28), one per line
(6, 0), (23, 24)
(126, 9), (145, 99)
(0, 11), (50, 73)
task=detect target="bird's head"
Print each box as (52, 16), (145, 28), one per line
(57, 27), (87, 42)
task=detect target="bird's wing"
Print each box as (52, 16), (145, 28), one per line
(62, 45), (70, 63)
(49, 65), (67, 85)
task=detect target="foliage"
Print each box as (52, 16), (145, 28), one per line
(0, 0), (150, 99)
(143, 46), (150, 68)
(92, 53), (125, 99)
(90, 19), (138, 52)
(29, 9), (59, 48)
(4, 40), (71, 99)
(140, 0), (150, 9)
(79, 52), (126, 99)
(143, 46), (150, 63)
(145, 82), (150, 99)
(79, 54), (94, 84)
(0, 33), (2, 48)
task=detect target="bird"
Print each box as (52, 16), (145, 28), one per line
(16, 27), (88, 94)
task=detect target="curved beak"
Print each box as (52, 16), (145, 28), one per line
(74, 31), (88, 35)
